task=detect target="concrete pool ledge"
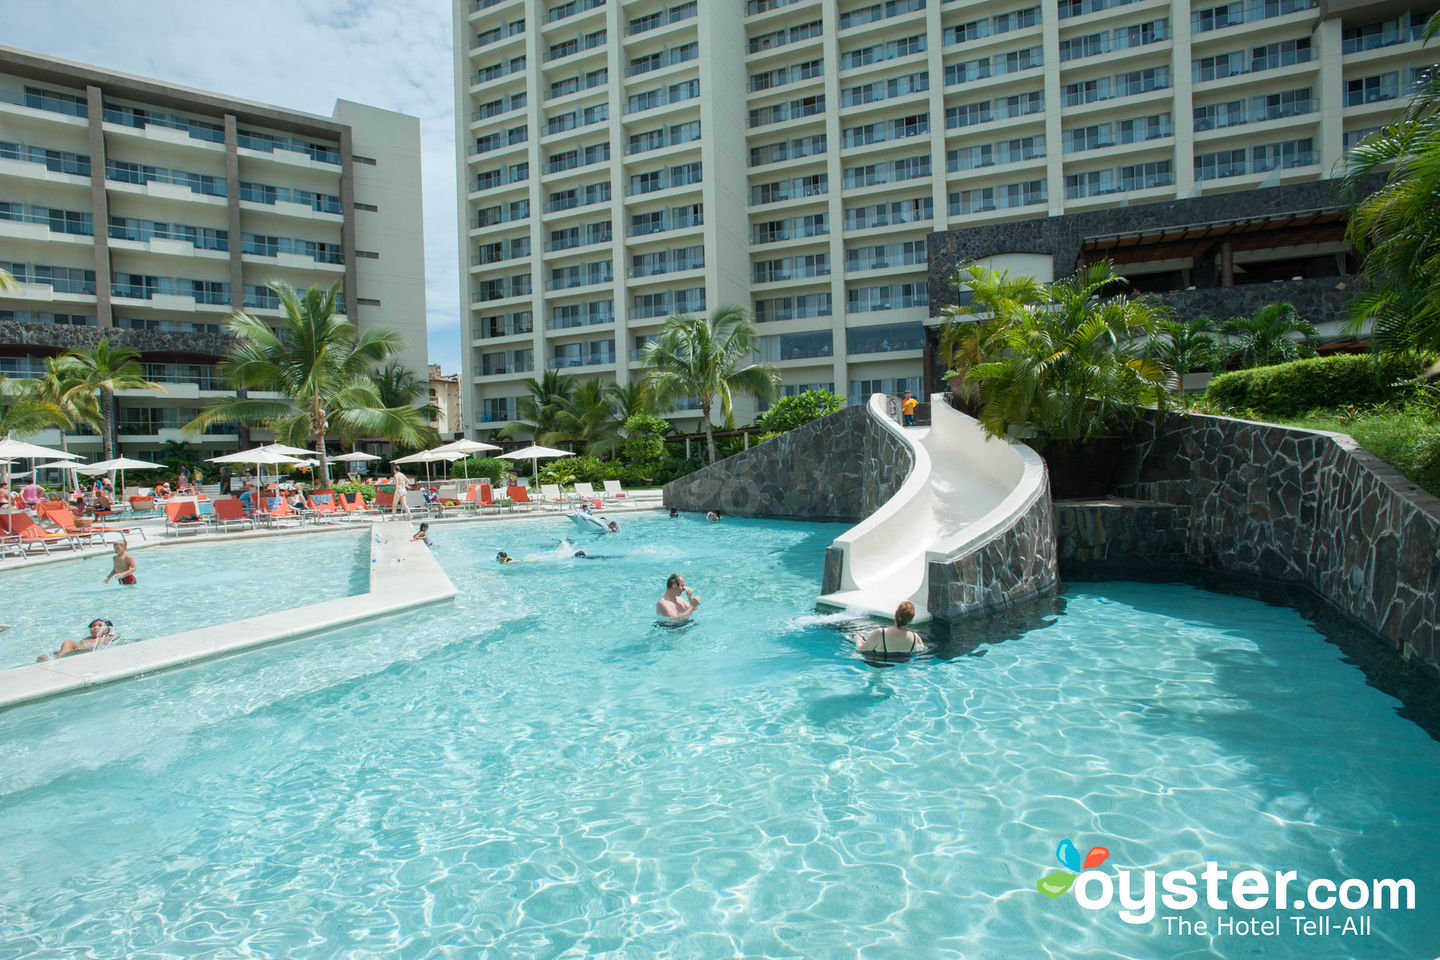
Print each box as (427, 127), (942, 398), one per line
(0, 521), (455, 712)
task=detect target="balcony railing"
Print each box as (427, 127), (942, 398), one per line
(550, 353), (617, 368)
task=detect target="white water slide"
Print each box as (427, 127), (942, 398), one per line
(817, 394), (1047, 623)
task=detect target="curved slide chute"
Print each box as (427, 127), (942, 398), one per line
(817, 394), (1047, 623)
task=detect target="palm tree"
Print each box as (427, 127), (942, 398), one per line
(0, 266), (15, 292)
(28, 356), (102, 464)
(61, 340), (164, 462)
(1154, 315), (1220, 393)
(641, 306), (782, 464)
(1221, 302), (1319, 369)
(604, 379), (663, 421)
(374, 361), (439, 427)
(0, 374), (69, 488)
(939, 263), (1045, 411)
(545, 377), (623, 455)
(968, 261), (1171, 444)
(498, 369), (575, 441)
(185, 280), (434, 486)
(1343, 13), (1440, 351)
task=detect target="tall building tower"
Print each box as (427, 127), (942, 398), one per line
(454, 0), (1434, 438)
(0, 46), (427, 460)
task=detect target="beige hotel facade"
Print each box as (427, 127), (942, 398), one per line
(0, 46), (428, 461)
(453, 0), (1433, 436)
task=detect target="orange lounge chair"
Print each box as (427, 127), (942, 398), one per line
(164, 500), (208, 536)
(36, 502), (147, 543)
(476, 483), (508, 513)
(341, 492), (381, 518)
(307, 490), (344, 521)
(1, 512), (82, 554)
(439, 484), (478, 510)
(211, 497), (254, 532)
(128, 495), (158, 517)
(374, 490), (395, 510)
(253, 496), (304, 528)
(506, 485), (538, 512)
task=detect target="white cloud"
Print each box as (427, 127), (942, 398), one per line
(2, 0), (464, 372)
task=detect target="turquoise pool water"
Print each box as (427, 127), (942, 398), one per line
(0, 514), (1436, 958)
(0, 530), (368, 667)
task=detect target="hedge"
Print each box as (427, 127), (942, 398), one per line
(1204, 352), (1431, 417)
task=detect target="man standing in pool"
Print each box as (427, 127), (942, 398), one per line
(103, 540), (137, 586)
(657, 573), (701, 620)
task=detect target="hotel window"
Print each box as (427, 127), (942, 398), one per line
(1345, 73), (1399, 106)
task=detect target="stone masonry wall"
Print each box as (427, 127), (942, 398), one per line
(1112, 412), (1440, 677)
(662, 404), (912, 522)
(1054, 501), (1192, 570)
(927, 473), (1059, 622)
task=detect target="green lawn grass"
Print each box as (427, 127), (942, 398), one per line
(1270, 409), (1440, 497)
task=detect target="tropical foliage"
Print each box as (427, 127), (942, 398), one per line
(185, 280), (434, 486)
(754, 389), (846, 434)
(959, 261), (1172, 445)
(1204, 351), (1430, 417)
(61, 340), (164, 462)
(29, 357), (102, 455)
(1219, 302), (1318, 370)
(497, 369), (575, 443)
(641, 306), (782, 463)
(1154, 315), (1221, 393)
(938, 263), (1034, 409)
(1343, 12), (1440, 352)
(620, 413), (669, 463)
(374, 361), (439, 427)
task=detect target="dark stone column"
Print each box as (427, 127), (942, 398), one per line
(339, 128), (358, 317)
(85, 85), (112, 328)
(223, 114), (244, 310)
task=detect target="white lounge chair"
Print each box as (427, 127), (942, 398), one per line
(602, 479), (628, 500)
(573, 481), (605, 506)
(540, 483), (570, 509)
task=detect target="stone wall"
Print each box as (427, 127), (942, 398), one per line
(662, 404), (912, 522)
(926, 473), (1059, 621)
(0, 319), (233, 359)
(1110, 412), (1440, 677)
(1054, 500), (1192, 571)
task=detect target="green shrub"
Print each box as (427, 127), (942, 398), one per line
(537, 455), (605, 485)
(448, 456), (508, 484)
(333, 481), (376, 502)
(621, 413), (669, 463)
(754, 389), (846, 433)
(1205, 352), (1431, 417)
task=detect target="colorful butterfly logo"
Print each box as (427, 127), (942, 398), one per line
(1036, 839), (1110, 898)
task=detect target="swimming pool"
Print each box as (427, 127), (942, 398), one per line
(0, 529), (369, 668)
(0, 514), (1435, 958)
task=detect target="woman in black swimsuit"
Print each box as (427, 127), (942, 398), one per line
(853, 601), (926, 662)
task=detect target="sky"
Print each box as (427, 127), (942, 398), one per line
(0, 0), (464, 373)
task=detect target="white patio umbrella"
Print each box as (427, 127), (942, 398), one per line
(497, 444), (574, 481)
(32, 459), (81, 496)
(0, 434), (78, 489)
(331, 451), (381, 461)
(208, 447), (304, 508)
(430, 438), (500, 481)
(392, 448), (463, 486)
(76, 455), (166, 502)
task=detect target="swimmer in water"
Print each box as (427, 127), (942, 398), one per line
(411, 522), (433, 546)
(495, 550), (516, 563)
(39, 618), (116, 661)
(851, 601), (925, 662)
(606, 519), (619, 533)
(668, 507), (678, 518)
(706, 511), (720, 522)
(657, 572), (700, 620)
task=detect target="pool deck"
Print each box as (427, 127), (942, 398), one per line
(0, 494), (666, 711)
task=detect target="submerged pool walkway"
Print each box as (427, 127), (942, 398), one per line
(0, 521), (455, 711)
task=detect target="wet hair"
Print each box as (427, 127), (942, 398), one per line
(90, 618), (112, 631)
(668, 507), (678, 517)
(666, 572), (683, 589)
(496, 551), (509, 560)
(894, 601), (916, 628)
(418, 523), (429, 532)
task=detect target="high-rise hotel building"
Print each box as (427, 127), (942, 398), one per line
(454, 0), (1433, 435)
(0, 46), (428, 460)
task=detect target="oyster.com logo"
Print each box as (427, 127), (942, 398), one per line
(1037, 838), (1110, 899)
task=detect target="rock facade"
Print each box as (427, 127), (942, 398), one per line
(1054, 500), (1192, 571)
(1111, 413), (1440, 677)
(662, 404), (912, 522)
(0, 318), (233, 359)
(927, 474), (1059, 621)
